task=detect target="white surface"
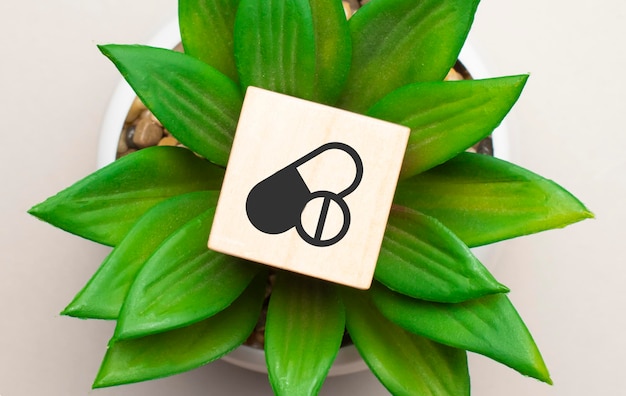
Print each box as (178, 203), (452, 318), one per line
(0, 1), (622, 395)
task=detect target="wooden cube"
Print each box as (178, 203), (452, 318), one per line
(209, 87), (409, 289)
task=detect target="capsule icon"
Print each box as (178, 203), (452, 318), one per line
(246, 142), (363, 247)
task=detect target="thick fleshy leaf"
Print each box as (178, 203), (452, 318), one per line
(338, 0), (480, 113)
(114, 205), (261, 340)
(368, 75), (528, 178)
(265, 273), (345, 396)
(234, 0), (316, 100)
(342, 288), (470, 396)
(376, 206), (508, 303)
(371, 282), (552, 383)
(93, 273), (267, 388)
(28, 147), (224, 246)
(394, 152), (593, 247)
(99, 44), (243, 166)
(62, 191), (219, 320)
(179, 0), (240, 81)
(309, 0), (352, 104)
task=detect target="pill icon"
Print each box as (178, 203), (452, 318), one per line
(246, 142), (363, 247)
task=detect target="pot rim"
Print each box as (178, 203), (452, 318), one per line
(96, 17), (510, 377)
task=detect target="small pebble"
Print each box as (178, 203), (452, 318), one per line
(133, 118), (164, 148)
(124, 124), (137, 149)
(445, 68), (464, 81)
(150, 112), (163, 127)
(125, 97), (147, 124)
(343, 1), (353, 17)
(117, 131), (128, 153)
(138, 109), (152, 122)
(158, 136), (179, 146)
(474, 137), (493, 155)
(118, 148), (137, 158)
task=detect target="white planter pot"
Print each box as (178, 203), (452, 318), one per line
(97, 17), (509, 377)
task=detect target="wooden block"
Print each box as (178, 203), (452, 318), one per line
(209, 87), (409, 289)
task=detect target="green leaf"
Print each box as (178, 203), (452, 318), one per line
(265, 273), (345, 396)
(28, 147), (224, 246)
(394, 152), (594, 247)
(376, 206), (508, 304)
(99, 44), (243, 166)
(368, 75), (529, 178)
(93, 273), (267, 388)
(371, 282), (552, 384)
(342, 288), (470, 396)
(62, 191), (219, 320)
(179, 0), (240, 81)
(234, 0), (316, 100)
(309, 0), (352, 105)
(114, 205), (261, 340)
(338, 0), (480, 113)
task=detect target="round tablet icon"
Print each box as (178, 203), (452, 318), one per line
(246, 142), (363, 247)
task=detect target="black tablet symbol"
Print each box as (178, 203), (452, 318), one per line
(246, 142), (363, 247)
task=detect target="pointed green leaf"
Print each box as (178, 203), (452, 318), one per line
(337, 0), (480, 113)
(28, 147), (224, 246)
(265, 273), (345, 396)
(93, 273), (267, 388)
(234, 0), (316, 100)
(342, 289), (470, 396)
(371, 282), (552, 383)
(114, 205), (260, 340)
(394, 152), (593, 247)
(99, 44), (243, 166)
(376, 206), (508, 304)
(62, 191), (219, 320)
(368, 75), (529, 178)
(309, 0), (352, 104)
(179, 0), (240, 81)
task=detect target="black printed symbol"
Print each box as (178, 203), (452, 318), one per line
(246, 142), (363, 247)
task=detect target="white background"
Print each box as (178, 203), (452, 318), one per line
(1, 1), (623, 395)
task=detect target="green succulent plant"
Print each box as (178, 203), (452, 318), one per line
(29, 0), (592, 394)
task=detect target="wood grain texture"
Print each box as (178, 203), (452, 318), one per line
(209, 87), (409, 289)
